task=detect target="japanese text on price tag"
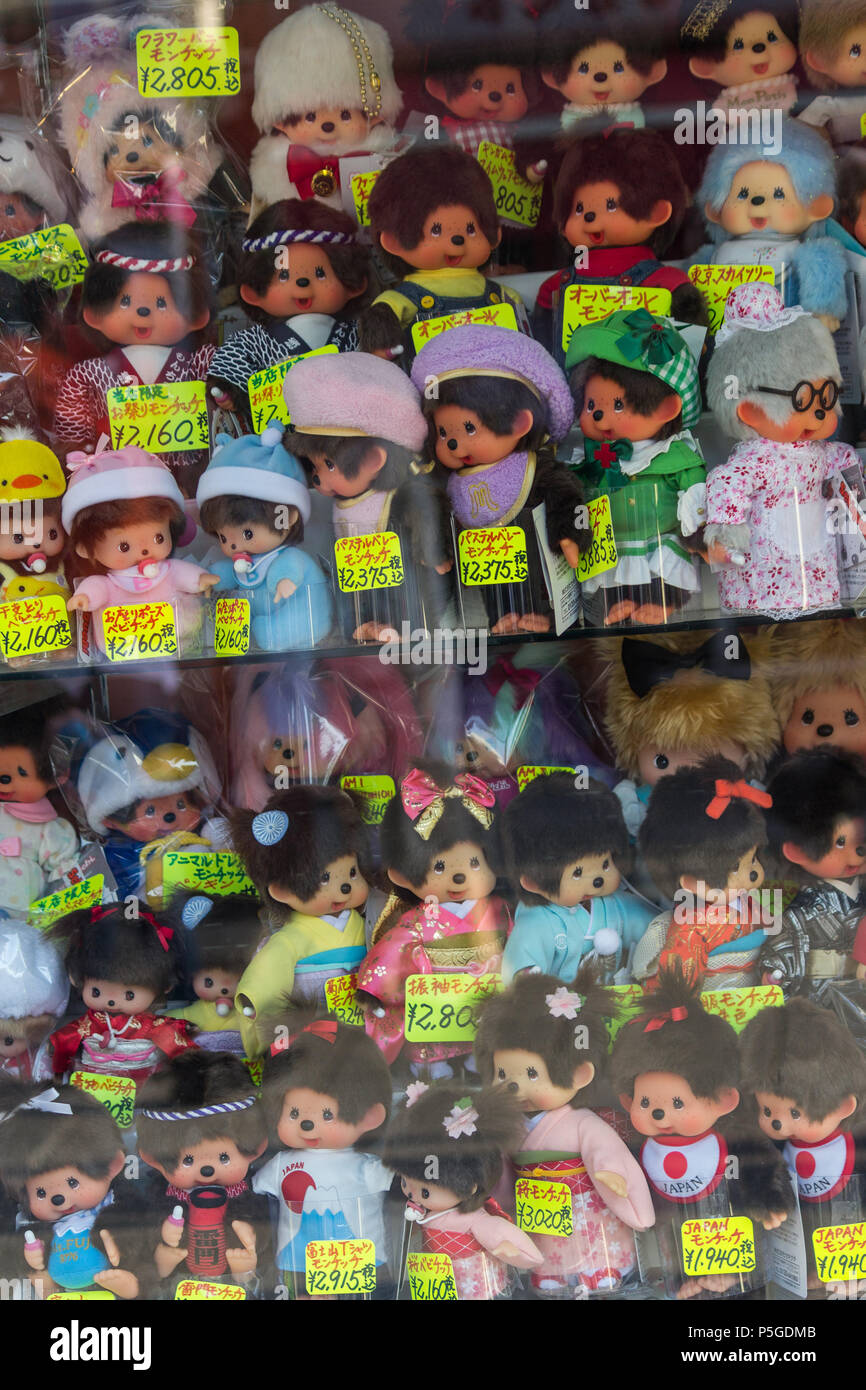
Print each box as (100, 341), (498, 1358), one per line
(515, 765), (577, 791)
(30, 875), (104, 930)
(404, 973), (501, 1043)
(562, 285), (672, 352)
(681, 1217), (756, 1276)
(812, 1223), (866, 1282)
(48, 1291), (115, 1300)
(247, 344), (339, 433)
(0, 595), (71, 659)
(107, 381), (208, 453)
(515, 1178), (574, 1237)
(137, 27), (241, 97)
(411, 301), (518, 351)
(175, 1280), (246, 1300)
(351, 170), (380, 226)
(102, 602), (177, 662)
(700, 985), (783, 1034)
(0, 224), (87, 291)
(214, 597), (250, 656)
(71, 1071), (136, 1130)
(335, 531), (403, 592)
(687, 263), (774, 335)
(406, 1252), (459, 1301)
(606, 983), (646, 1046)
(162, 851), (257, 900)
(458, 527), (527, 586)
(305, 1239), (377, 1295)
(339, 774), (395, 824)
(477, 142), (542, 228)
(325, 972), (365, 1027)
(576, 495), (618, 582)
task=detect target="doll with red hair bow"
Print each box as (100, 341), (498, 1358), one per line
(356, 762), (511, 1080)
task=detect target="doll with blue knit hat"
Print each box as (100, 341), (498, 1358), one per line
(196, 426), (333, 652)
(565, 308), (707, 626)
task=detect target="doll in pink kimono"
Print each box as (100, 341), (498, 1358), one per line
(383, 1082), (543, 1300)
(63, 446), (218, 656)
(474, 966), (654, 1296)
(356, 762), (511, 1079)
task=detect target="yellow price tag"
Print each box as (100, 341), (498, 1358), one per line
(515, 1178), (574, 1237)
(48, 1291), (115, 1300)
(305, 1238), (377, 1295)
(576, 494), (618, 582)
(339, 774), (395, 824)
(247, 344), (340, 432)
(175, 1280), (247, 1300)
(0, 224), (88, 291)
(102, 601), (178, 662)
(477, 141), (542, 228)
(0, 594), (71, 659)
(325, 971), (365, 1027)
(107, 380), (208, 453)
(162, 850), (257, 900)
(687, 263), (774, 335)
(812, 1223), (866, 1283)
(351, 170), (380, 226)
(335, 531), (403, 592)
(515, 765), (577, 791)
(700, 985), (783, 1034)
(606, 983), (647, 1046)
(681, 1216), (756, 1276)
(406, 1252), (459, 1300)
(561, 285), (672, 352)
(214, 597), (250, 656)
(29, 875), (104, 930)
(458, 527), (527, 586)
(404, 973), (501, 1043)
(412, 301), (518, 351)
(70, 1071), (136, 1129)
(136, 26), (241, 97)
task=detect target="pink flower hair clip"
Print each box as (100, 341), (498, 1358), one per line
(546, 986), (585, 1020)
(405, 1081), (429, 1108)
(443, 1097), (479, 1139)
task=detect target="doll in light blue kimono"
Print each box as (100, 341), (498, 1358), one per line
(197, 428), (333, 652)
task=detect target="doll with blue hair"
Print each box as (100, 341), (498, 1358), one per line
(196, 427), (333, 653)
(692, 117), (848, 330)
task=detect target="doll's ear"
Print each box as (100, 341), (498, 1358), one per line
(540, 68), (561, 91)
(361, 444), (388, 477)
(805, 192), (834, 222)
(425, 75), (449, 105)
(186, 306), (211, 333)
(781, 839), (810, 869)
(346, 275), (368, 301)
(645, 58), (667, 87)
(512, 408), (535, 438)
(647, 199), (673, 229)
(518, 872), (543, 896)
(138, 1149), (169, 1179)
(268, 880), (298, 907)
(570, 1059), (595, 1092)
(74, 542), (91, 559)
(839, 1094), (858, 1122)
(250, 1138), (268, 1160)
(618, 1092), (634, 1112)
(803, 49), (832, 77)
(240, 283), (268, 309)
(358, 1101), (387, 1135)
(107, 1148), (125, 1181)
(387, 866), (413, 891)
(689, 55), (720, 80)
(715, 1085), (739, 1117)
(380, 229), (409, 259)
(735, 399), (768, 431)
(82, 304), (106, 331)
(654, 391), (682, 425)
(678, 872), (700, 895)
(704, 200), (722, 226)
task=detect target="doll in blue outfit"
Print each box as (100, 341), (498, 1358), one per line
(500, 771), (653, 985)
(196, 427), (333, 652)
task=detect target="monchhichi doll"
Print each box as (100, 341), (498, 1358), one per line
(46, 902), (195, 1082)
(356, 762), (510, 1078)
(0, 701), (78, 916)
(137, 1050), (271, 1297)
(474, 966), (655, 1296)
(0, 922), (69, 1082)
(0, 114), (69, 243)
(757, 749), (866, 997)
(765, 618), (866, 759)
(705, 284), (859, 618)
(0, 1083), (140, 1297)
(566, 308), (707, 627)
(207, 199), (372, 429)
(62, 447), (219, 654)
(230, 787), (370, 1056)
(382, 1082), (543, 1300)
(253, 1015), (393, 1298)
(610, 965), (793, 1299)
(680, 0), (799, 115)
(359, 146), (523, 359)
(75, 708), (229, 904)
(411, 325), (589, 635)
(533, 130), (708, 364)
(693, 120), (847, 329)
(53, 223), (215, 497)
(601, 629), (780, 837)
(632, 756), (772, 989)
(285, 350), (453, 643)
(798, 0), (866, 146)
(740, 996), (866, 1291)
(538, 1), (668, 133)
(171, 894), (265, 1052)
(248, 2), (402, 222)
(835, 151), (866, 249)
(500, 772), (653, 985)
(0, 430), (69, 603)
(196, 428), (333, 652)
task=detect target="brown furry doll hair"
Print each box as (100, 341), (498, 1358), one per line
(260, 1010), (391, 1143)
(69, 496), (186, 579)
(764, 619), (866, 755)
(799, 0), (866, 88)
(137, 1050), (267, 1171)
(740, 997), (866, 1128)
(552, 129), (687, 258)
(0, 1082), (123, 1202)
(367, 147), (501, 276)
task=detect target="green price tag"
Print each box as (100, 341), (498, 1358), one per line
(0, 223), (87, 290)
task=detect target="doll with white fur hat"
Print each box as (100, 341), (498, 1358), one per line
(0, 922), (69, 1082)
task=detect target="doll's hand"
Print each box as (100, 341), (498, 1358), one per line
(67, 592), (91, 612)
(274, 577), (298, 603)
(815, 313), (841, 334)
(593, 1170), (628, 1199)
(161, 1212), (184, 1248)
(198, 572), (220, 592)
(226, 1220), (257, 1277)
(526, 160), (547, 185)
(155, 1240), (188, 1279)
(760, 1209), (789, 1231)
(492, 1239), (537, 1265)
(559, 537), (581, 569)
(23, 1232), (45, 1272)
(856, 962), (866, 980)
(705, 540), (731, 565)
(434, 558), (453, 574)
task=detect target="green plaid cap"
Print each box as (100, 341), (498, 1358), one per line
(564, 308), (702, 429)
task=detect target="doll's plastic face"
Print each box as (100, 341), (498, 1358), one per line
(637, 739), (747, 787)
(689, 11), (796, 88)
(400, 1173), (467, 1216)
(537, 850), (621, 907)
(579, 372), (681, 443)
(563, 180), (671, 251)
(0, 192), (44, 240)
(805, 26), (866, 86)
(276, 106), (373, 148)
(240, 243), (363, 318)
(754, 1089), (857, 1143)
(102, 119), (183, 185)
(106, 792), (202, 844)
(270, 852), (367, 917)
(0, 1028), (27, 1058)
(783, 687), (866, 756)
(26, 1164), (117, 1221)
(0, 745), (50, 802)
(83, 271), (208, 347)
(157, 1137), (256, 1190)
(401, 839), (496, 904)
(783, 815), (866, 880)
(547, 42), (666, 106)
(192, 966), (240, 1008)
(622, 1071), (739, 1137)
(724, 843), (765, 894)
(844, 188), (866, 247)
(306, 444), (386, 498)
(261, 730), (317, 783)
(433, 404), (533, 470)
(706, 161), (833, 238)
(277, 1087), (372, 1149)
(441, 65), (529, 122)
(737, 380), (839, 443)
(216, 518), (290, 559)
(82, 977), (158, 1015)
(455, 735), (507, 779)
(380, 205), (499, 271)
(78, 517), (173, 571)
(0, 513), (64, 564)
(493, 1048), (591, 1111)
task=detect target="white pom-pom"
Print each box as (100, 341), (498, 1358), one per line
(215, 1001), (231, 1017)
(242, 1005), (256, 1018)
(233, 556), (253, 575)
(593, 927), (621, 957)
(28, 556), (46, 574)
(261, 426), (284, 449)
(140, 561), (159, 579)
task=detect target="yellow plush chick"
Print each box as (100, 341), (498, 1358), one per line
(0, 430), (66, 500)
(0, 574), (70, 601)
